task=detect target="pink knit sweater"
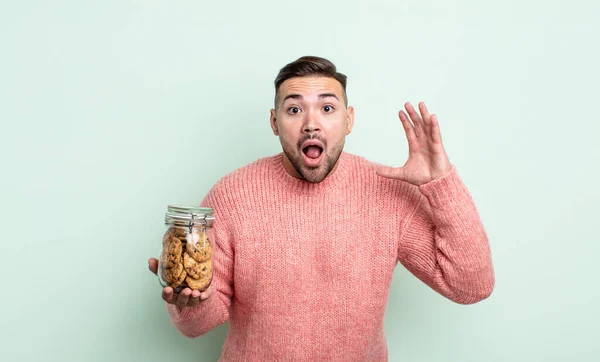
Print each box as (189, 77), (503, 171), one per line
(166, 152), (495, 361)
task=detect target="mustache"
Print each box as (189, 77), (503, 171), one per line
(297, 133), (327, 149)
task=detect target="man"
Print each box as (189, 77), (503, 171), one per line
(148, 56), (495, 361)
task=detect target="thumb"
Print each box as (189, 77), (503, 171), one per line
(376, 166), (407, 181)
(148, 258), (159, 275)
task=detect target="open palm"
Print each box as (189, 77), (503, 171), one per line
(376, 102), (452, 185)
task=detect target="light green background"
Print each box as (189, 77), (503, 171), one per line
(1, 1), (598, 361)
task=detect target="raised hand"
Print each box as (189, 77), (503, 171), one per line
(376, 102), (452, 185)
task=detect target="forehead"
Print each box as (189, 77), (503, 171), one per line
(279, 76), (344, 100)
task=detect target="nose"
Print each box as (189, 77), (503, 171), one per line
(303, 124), (320, 133)
(302, 110), (321, 134)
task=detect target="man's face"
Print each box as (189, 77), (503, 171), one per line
(270, 76), (354, 183)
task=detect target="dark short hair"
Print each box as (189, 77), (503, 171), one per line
(274, 56), (348, 108)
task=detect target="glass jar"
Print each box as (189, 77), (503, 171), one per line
(158, 205), (215, 293)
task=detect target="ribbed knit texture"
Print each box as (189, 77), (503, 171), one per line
(166, 152), (495, 361)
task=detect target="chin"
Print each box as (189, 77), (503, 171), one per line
(296, 157), (333, 183)
(299, 168), (329, 183)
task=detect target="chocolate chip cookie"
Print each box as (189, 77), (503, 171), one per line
(162, 227), (187, 244)
(160, 261), (186, 288)
(183, 252), (213, 280)
(160, 237), (183, 268)
(185, 270), (212, 291)
(187, 235), (212, 263)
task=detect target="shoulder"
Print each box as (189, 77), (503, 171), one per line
(202, 154), (279, 205)
(220, 155), (277, 184)
(342, 151), (422, 207)
(342, 152), (390, 184)
(343, 152), (382, 173)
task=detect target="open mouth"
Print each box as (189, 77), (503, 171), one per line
(301, 141), (324, 167)
(303, 145), (323, 159)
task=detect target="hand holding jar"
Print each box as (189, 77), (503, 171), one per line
(148, 258), (214, 307)
(148, 205), (215, 308)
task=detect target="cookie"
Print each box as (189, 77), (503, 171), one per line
(187, 235), (212, 263)
(163, 227), (187, 244)
(160, 262), (186, 287)
(183, 252), (212, 280)
(160, 237), (183, 268)
(185, 271), (212, 291)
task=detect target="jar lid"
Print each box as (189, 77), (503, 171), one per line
(167, 205), (213, 215)
(165, 205), (215, 227)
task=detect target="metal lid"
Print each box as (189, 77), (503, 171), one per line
(167, 205), (213, 215)
(165, 205), (215, 226)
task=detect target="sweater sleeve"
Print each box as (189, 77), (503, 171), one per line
(396, 165), (495, 304)
(165, 183), (235, 337)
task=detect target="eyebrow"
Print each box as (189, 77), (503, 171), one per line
(282, 93), (339, 103)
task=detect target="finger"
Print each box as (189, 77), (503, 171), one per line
(162, 287), (176, 303)
(376, 166), (407, 181)
(430, 114), (443, 144)
(398, 110), (418, 145)
(404, 102), (424, 136)
(418, 102), (431, 126)
(419, 102), (433, 139)
(176, 288), (192, 305)
(188, 290), (201, 306)
(148, 258), (158, 275)
(200, 285), (214, 300)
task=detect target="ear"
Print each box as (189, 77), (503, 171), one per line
(270, 108), (279, 136)
(345, 106), (355, 135)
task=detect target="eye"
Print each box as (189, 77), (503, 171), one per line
(287, 106), (301, 114)
(323, 105), (334, 113)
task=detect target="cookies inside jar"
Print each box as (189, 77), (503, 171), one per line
(159, 226), (213, 292)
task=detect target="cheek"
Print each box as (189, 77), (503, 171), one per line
(278, 127), (299, 147)
(325, 121), (349, 139)
(278, 126), (295, 139)
(277, 120), (301, 137)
